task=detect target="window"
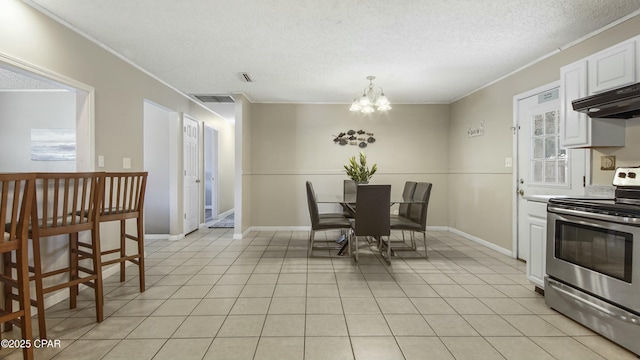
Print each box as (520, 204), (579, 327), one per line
(531, 109), (568, 185)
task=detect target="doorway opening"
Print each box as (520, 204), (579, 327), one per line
(143, 100), (180, 239)
(0, 56), (93, 172)
(204, 124), (219, 223)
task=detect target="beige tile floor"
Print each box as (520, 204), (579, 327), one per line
(1, 229), (638, 359)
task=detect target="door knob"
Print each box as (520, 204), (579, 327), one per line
(517, 189), (524, 196)
(196, 179), (201, 183)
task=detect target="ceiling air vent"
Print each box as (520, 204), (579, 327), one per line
(241, 73), (253, 82)
(193, 94), (235, 103)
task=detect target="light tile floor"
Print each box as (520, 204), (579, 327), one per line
(1, 229), (638, 359)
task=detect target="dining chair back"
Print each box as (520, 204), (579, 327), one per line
(306, 181), (351, 257)
(398, 181), (417, 217)
(351, 184), (391, 263)
(343, 180), (357, 202)
(410, 182), (432, 229)
(29, 172), (106, 339)
(0, 173), (35, 360)
(342, 179), (357, 217)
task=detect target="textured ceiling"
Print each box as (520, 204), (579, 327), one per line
(25, 0), (640, 105)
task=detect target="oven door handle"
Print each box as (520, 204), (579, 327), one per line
(548, 207), (640, 225)
(547, 279), (639, 325)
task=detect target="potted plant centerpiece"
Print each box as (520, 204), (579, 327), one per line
(344, 151), (377, 184)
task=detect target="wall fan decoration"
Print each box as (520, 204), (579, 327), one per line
(333, 129), (376, 148)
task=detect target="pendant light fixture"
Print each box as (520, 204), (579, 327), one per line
(349, 76), (391, 113)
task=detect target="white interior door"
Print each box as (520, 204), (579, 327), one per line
(515, 85), (586, 260)
(183, 114), (199, 234)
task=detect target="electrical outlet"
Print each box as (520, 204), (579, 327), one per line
(98, 155), (104, 167)
(123, 157), (131, 169)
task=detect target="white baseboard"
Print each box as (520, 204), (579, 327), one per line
(217, 209), (234, 219)
(237, 225), (512, 257)
(448, 227), (513, 257)
(250, 226), (310, 232)
(145, 233), (184, 241)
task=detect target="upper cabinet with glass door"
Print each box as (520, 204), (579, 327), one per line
(560, 36), (638, 148)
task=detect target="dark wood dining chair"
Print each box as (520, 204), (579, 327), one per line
(305, 181), (351, 257)
(350, 184), (391, 264)
(1, 173), (36, 360)
(78, 172), (148, 292)
(390, 182), (432, 258)
(29, 172), (105, 339)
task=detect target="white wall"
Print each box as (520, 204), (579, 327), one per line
(143, 101), (174, 234)
(0, 90), (76, 172)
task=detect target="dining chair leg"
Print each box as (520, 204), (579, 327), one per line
(352, 234), (359, 264)
(308, 231), (315, 257)
(422, 232), (428, 259)
(386, 236), (392, 264)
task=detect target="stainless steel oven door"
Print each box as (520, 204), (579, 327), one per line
(547, 210), (640, 313)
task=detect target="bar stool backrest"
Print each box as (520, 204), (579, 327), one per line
(1, 173), (35, 253)
(99, 172), (148, 222)
(32, 172), (106, 237)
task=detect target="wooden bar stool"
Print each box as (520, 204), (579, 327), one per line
(1, 173), (36, 360)
(79, 172), (147, 292)
(29, 172), (105, 340)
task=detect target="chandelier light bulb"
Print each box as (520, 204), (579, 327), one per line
(348, 76), (391, 114)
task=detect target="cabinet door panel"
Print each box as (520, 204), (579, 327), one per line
(588, 41), (635, 94)
(560, 61), (589, 147)
(527, 216), (547, 288)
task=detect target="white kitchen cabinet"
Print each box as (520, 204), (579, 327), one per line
(560, 60), (589, 147)
(560, 56), (626, 148)
(524, 199), (548, 290)
(588, 41), (635, 94)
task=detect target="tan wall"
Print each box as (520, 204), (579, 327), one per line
(0, 0), (236, 220)
(449, 14), (640, 251)
(247, 103), (449, 227)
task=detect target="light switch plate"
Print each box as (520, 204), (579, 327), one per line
(505, 157), (513, 167)
(123, 157), (131, 169)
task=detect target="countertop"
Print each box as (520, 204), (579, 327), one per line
(522, 186), (615, 203)
(522, 194), (569, 203)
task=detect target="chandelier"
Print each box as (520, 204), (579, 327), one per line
(349, 76), (391, 113)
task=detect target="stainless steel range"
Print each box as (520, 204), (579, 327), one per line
(546, 167), (640, 356)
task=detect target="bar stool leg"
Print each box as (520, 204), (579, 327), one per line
(136, 217), (146, 292)
(91, 228), (104, 323)
(31, 237), (47, 340)
(69, 232), (79, 309)
(17, 244), (35, 360)
(119, 219), (126, 283)
(2, 252), (13, 333)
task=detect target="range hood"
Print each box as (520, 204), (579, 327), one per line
(572, 82), (640, 119)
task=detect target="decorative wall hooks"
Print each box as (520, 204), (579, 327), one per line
(467, 120), (485, 138)
(333, 129), (376, 148)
